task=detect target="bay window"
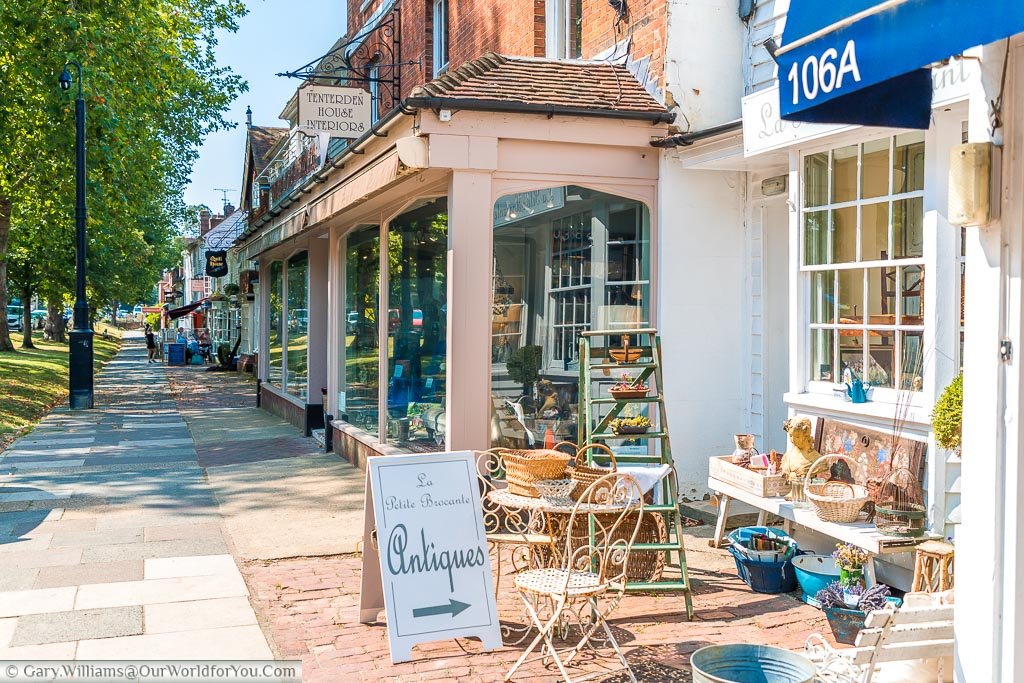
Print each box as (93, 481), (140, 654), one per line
(490, 186), (650, 449)
(803, 133), (926, 393)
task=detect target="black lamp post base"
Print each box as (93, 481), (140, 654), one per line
(69, 328), (94, 410)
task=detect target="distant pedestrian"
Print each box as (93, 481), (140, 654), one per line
(145, 325), (158, 363)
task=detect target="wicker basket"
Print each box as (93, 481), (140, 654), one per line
(500, 442), (575, 498)
(568, 443), (618, 501)
(803, 454), (871, 523)
(563, 511), (666, 583)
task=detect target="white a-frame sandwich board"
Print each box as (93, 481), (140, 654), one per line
(359, 450), (502, 663)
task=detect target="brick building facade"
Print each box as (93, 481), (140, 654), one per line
(343, 0), (668, 115)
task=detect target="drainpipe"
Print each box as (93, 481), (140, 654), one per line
(650, 120), (744, 148)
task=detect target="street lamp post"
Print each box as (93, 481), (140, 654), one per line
(60, 61), (93, 410)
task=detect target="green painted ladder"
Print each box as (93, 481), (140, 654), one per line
(578, 328), (694, 619)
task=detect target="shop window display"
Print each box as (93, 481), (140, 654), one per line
(342, 226), (380, 436)
(489, 186), (650, 450)
(803, 133), (926, 392)
(267, 261), (284, 388)
(386, 198), (448, 448)
(286, 252), (309, 399)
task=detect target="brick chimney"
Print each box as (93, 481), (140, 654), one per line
(199, 209), (212, 236)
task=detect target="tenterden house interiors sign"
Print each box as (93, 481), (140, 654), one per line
(297, 84), (372, 138)
(358, 451), (502, 663)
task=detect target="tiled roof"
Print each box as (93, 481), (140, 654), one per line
(249, 125), (288, 172)
(410, 53), (670, 118)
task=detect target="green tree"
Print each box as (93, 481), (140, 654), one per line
(0, 0), (247, 352)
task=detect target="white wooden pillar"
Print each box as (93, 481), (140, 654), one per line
(446, 169), (495, 450)
(956, 38), (1024, 683)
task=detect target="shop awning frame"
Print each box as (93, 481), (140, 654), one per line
(164, 299), (208, 320)
(777, 0), (1024, 129)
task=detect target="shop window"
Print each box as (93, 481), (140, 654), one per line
(267, 261), (284, 388)
(432, 0), (449, 76)
(286, 252), (309, 399)
(802, 133), (926, 393)
(386, 198), (448, 448)
(342, 226), (381, 436)
(490, 186), (650, 450)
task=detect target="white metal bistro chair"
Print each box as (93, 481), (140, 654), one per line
(504, 473), (644, 683)
(474, 449), (555, 597)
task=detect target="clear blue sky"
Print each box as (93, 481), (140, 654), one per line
(184, 1), (347, 214)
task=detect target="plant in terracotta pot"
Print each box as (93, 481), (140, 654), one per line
(609, 371), (649, 399)
(932, 373), (963, 457)
(833, 543), (869, 589)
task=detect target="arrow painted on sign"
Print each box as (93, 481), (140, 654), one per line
(412, 599), (470, 619)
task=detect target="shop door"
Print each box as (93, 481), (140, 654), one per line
(762, 196), (790, 452)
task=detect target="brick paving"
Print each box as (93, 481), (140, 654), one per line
(243, 530), (834, 682)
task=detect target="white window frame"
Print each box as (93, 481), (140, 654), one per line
(799, 132), (928, 406)
(545, 0), (582, 60)
(432, 0), (449, 77)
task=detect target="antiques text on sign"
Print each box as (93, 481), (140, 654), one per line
(360, 451), (502, 663)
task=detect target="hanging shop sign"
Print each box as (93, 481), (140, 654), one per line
(358, 451), (502, 663)
(297, 84), (372, 138)
(743, 58), (979, 157)
(205, 250), (228, 277)
(190, 278), (208, 293)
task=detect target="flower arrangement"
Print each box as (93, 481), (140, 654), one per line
(832, 543), (868, 570)
(833, 543), (869, 587)
(610, 415), (652, 435)
(611, 371), (649, 393)
(815, 581), (890, 611)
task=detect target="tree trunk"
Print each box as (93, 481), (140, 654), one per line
(47, 300), (67, 344)
(0, 197), (13, 352)
(21, 291), (33, 349)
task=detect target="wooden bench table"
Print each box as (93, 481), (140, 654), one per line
(709, 477), (942, 584)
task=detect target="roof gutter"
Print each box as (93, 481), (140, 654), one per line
(404, 96), (676, 124)
(650, 119), (743, 148)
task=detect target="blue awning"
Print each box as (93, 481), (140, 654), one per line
(778, 0), (1024, 129)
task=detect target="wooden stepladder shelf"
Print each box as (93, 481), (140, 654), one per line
(578, 329), (694, 620)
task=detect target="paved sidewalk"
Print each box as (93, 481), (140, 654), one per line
(165, 367), (365, 560)
(0, 338), (271, 659)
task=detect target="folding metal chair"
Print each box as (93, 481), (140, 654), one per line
(505, 473), (644, 682)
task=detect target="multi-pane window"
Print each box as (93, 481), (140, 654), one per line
(550, 212), (593, 365)
(803, 133), (926, 392)
(432, 0), (449, 76)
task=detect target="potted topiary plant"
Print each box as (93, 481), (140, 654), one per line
(506, 345), (543, 408)
(932, 373), (963, 457)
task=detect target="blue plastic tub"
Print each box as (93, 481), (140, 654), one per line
(727, 527), (799, 594)
(728, 545), (800, 593)
(792, 554), (840, 604)
(691, 644), (816, 683)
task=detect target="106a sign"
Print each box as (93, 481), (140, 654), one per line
(786, 39), (862, 106)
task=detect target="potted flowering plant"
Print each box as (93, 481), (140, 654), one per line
(610, 415), (652, 435)
(609, 371), (650, 400)
(833, 543), (869, 590)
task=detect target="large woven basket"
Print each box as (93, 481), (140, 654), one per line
(803, 454), (871, 523)
(500, 442), (575, 498)
(562, 511), (667, 583)
(568, 443), (618, 501)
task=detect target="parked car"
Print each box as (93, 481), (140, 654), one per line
(6, 305), (21, 332)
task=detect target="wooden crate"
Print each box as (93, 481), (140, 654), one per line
(709, 456), (790, 498)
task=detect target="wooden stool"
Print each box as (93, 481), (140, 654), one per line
(912, 540), (954, 592)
